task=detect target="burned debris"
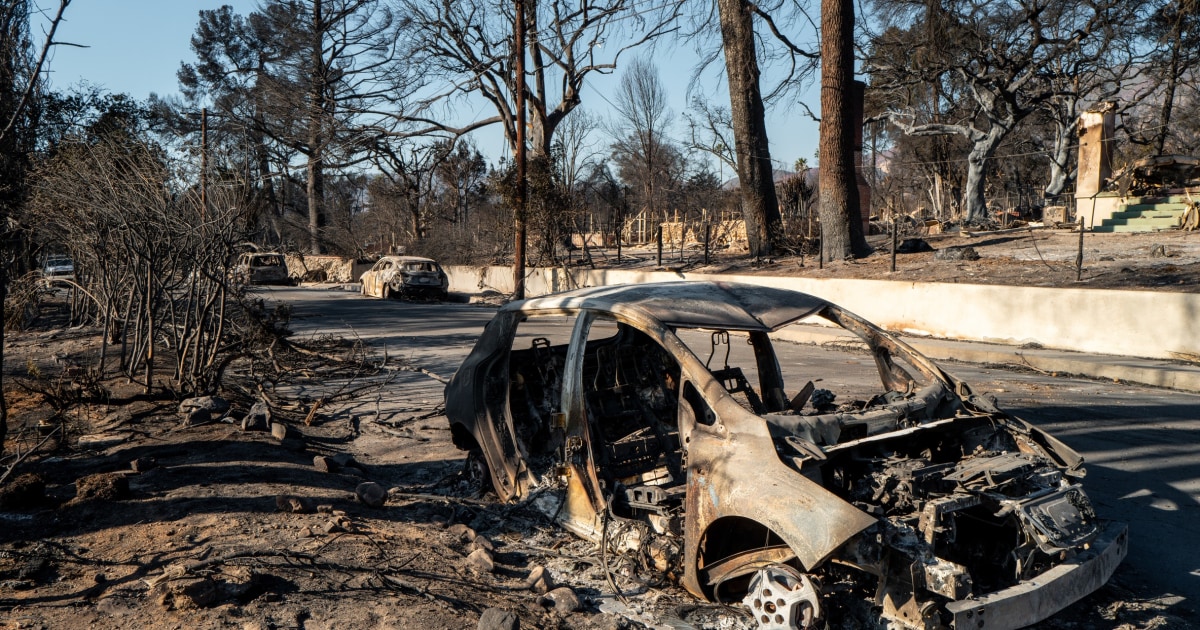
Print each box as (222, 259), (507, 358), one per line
(446, 281), (1126, 629)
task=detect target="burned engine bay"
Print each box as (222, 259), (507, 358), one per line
(445, 283), (1126, 630)
(776, 407), (1104, 628)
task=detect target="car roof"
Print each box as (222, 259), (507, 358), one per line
(505, 281), (829, 331)
(378, 256), (438, 264)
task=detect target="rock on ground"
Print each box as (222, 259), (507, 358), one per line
(466, 548), (495, 574)
(542, 586), (582, 614)
(448, 523), (476, 542)
(478, 607), (520, 630)
(179, 396), (230, 417)
(355, 482), (387, 508)
(243, 401), (271, 431)
(183, 407), (211, 427)
(524, 565), (553, 594)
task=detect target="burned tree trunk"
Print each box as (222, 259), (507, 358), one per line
(718, 0), (783, 258)
(818, 0), (863, 261)
(306, 0), (327, 255)
(963, 125), (1006, 223)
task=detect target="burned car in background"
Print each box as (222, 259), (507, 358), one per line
(445, 282), (1126, 630)
(234, 252), (292, 285)
(360, 255), (448, 300)
(40, 254), (75, 285)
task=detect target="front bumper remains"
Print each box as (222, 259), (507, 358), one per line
(945, 520), (1128, 629)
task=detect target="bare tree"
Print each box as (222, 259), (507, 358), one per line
(554, 108), (603, 200)
(869, 0), (1133, 223)
(610, 56), (673, 228)
(392, 0), (681, 159)
(0, 0), (69, 456)
(683, 97), (737, 176)
(30, 126), (262, 396)
(679, 0), (827, 254)
(1143, 0), (1200, 155)
(368, 138), (443, 247)
(1039, 42), (1136, 198)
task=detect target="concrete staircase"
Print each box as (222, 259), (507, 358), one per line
(1092, 196), (1193, 232)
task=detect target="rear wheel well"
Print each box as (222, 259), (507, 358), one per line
(698, 516), (793, 601)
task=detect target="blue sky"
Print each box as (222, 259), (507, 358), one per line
(38, 0), (820, 172)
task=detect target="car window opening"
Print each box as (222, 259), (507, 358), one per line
(502, 318), (687, 518)
(500, 315), (575, 464)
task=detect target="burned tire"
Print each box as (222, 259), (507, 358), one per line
(463, 449), (493, 498)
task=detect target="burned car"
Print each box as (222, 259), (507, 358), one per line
(360, 255), (448, 300)
(40, 254), (75, 285)
(445, 282), (1126, 630)
(234, 252), (291, 285)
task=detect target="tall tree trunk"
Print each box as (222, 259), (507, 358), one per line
(818, 0), (860, 261)
(963, 125), (1006, 223)
(307, 0), (326, 255)
(718, 0), (782, 258)
(1045, 113), (1074, 197)
(1154, 42), (1181, 156)
(512, 0), (528, 299)
(307, 157), (324, 253)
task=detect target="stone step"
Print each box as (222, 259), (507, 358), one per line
(1102, 216), (1182, 228)
(1119, 203), (1190, 213)
(1093, 223), (1178, 233)
(1109, 209), (1187, 220)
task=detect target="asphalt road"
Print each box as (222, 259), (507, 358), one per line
(266, 285), (1200, 619)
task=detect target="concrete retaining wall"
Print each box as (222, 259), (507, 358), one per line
(445, 265), (1200, 361)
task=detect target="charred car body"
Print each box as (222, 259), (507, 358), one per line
(234, 252), (291, 285)
(40, 254), (75, 285)
(360, 255), (448, 300)
(445, 282), (1126, 630)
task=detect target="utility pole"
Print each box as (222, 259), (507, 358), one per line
(512, 0), (528, 300)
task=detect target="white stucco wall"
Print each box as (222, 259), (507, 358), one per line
(446, 265), (1200, 361)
